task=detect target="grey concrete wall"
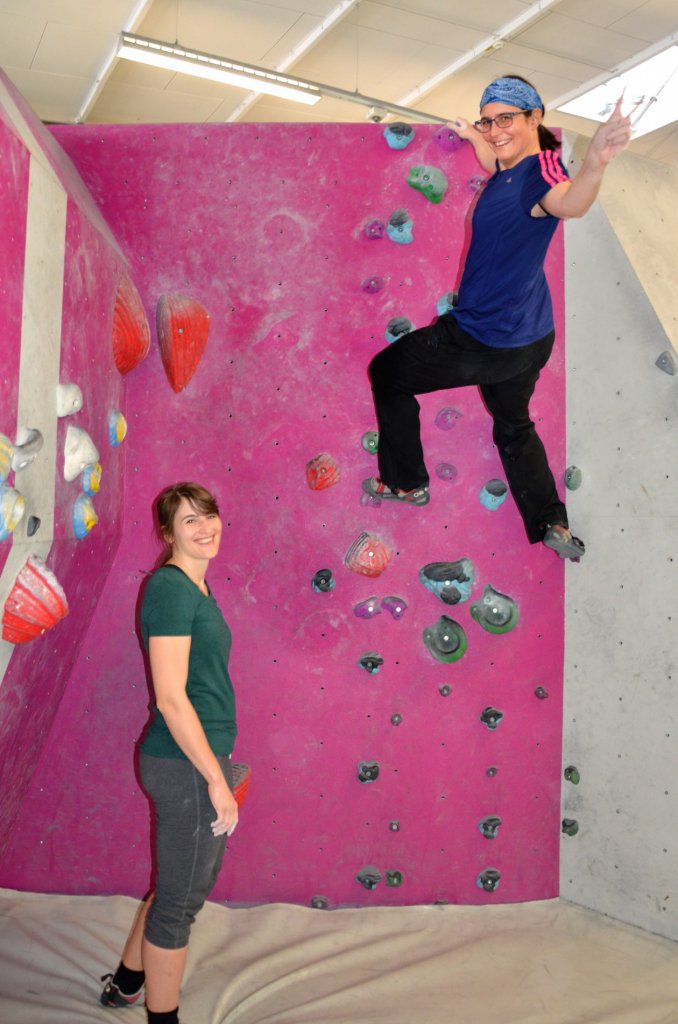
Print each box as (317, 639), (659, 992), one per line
(561, 148), (678, 938)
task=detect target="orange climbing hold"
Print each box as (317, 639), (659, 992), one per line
(156, 293), (211, 392)
(2, 555), (69, 644)
(111, 272), (151, 375)
(344, 531), (392, 578)
(306, 452), (340, 490)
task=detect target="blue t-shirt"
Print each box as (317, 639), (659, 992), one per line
(452, 151), (569, 348)
(140, 565), (237, 759)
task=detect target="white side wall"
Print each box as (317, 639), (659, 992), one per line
(561, 140), (678, 940)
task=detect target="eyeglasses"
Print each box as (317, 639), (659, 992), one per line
(473, 110), (531, 133)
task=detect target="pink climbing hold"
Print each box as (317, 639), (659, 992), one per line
(344, 532), (392, 578)
(156, 293), (211, 393)
(2, 555), (69, 644)
(111, 272), (151, 375)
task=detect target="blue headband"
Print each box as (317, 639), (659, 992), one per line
(480, 77), (544, 113)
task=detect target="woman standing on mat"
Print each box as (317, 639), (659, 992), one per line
(100, 482), (238, 1024)
(364, 75), (632, 560)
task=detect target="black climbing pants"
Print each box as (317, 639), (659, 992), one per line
(368, 315), (567, 543)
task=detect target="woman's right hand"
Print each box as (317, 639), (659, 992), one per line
(209, 775), (239, 837)
(447, 117), (475, 140)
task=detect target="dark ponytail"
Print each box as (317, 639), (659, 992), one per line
(501, 73), (561, 151)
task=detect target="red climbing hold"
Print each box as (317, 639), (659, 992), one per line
(2, 555), (69, 644)
(232, 762), (251, 807)
(156, 293), (211, 393)
(111, 272), (151, 375)
(306, 453), (340, 490)
(344, 532), (392, 578)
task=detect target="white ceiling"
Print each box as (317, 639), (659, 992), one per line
(2, 0), (677, 164)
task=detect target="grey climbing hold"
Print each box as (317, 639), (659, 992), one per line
(423, 615), (467, 663)
(438, 684), (452, 697)
(564, 465), (582, 490)
(312, 568), (335, 593)
(26, 515), (41, 537)
(359, 652), (384, 674)
(389, 820), (400, 832)
(480, 707), (503, 730)
(470, 584), (519, 634)
(358, 761), (380, 783)
(420, 559), (474, 605)
(486, 766), (499, 777)
(311, 895), (329, 909)
(390, 713), (403, 726)
(564, 765), (581, 785)
(534, 686), (549, 700)
(476, 868), (501, 892)
(356, 865), (382, 889)
(361, 430), (379, 455)
(656, 350), (677, 375)
(562, 818), (579, 836)
(478, 816), (502, 839)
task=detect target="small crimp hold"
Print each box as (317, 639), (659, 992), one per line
(476, 868), (501, 892)
(358, 760), (380, 783)
(562, 818), (579, 837)
(478, 816), (502, 839)
(359, 652), (384, 674)
(480, 707), (503, 730)
(356, 865), (382, 889)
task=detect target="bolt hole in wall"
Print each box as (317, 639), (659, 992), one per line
(2, 121), (567, 908)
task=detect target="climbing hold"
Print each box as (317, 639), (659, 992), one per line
(433, 125), (463, 152)
(356, 865), (382, 890)
(534, 686), (549, 700)
(82, 462), (102, 496)
(435, 463), (458, 483)
(480, 707), (503, 730)
(157, 293), (211, 393)
(434, 406), (463, 430)
(26, 515), (41, 537)
(564, 465), (582, 490)
(386, 209), (413, 245)
(470, 584), (519, 634)
(383, 122), (414, 149)
(479, 479), (508, 510)
(476, 868), (501, 893)
(358, 761), (380, 783)
(656, 350), (677, 375)
(385, 316), (414, 343)
(407, 165), (448, 204)
(112, 272), (151, 375)
(386, 870), (403, 887)
(478, 816), (502, 839)
(436, 291), (458, 315)
(0, 434), (13, 482)
(420, 559), (475, 605)
(389, 820), (400, 832)
(364, 218), (385, 239)
(306, 452), (340, 491)
(312, 568), (335, 593)
(231, 762), (251, 807)
(468, 175), (488, 192)
(564, 765), (581, 785)
(381, 595), (408, 619)
(562, 818), (579, 837)
(361, 430), (379, 455)
(486, 766), (499, 777)
(64, 426), (99, 483)
(311, 895), (329, 910)
(72, 493), (98, 540)
(344, 532), (392, 578)
(56, 382), (83, 417)
(12, 428), (43, 472)
(390, 713), (403, 726)
(0, 484), (25, 541)
(354, 596), (381, 619)
(438, 684), (452, 697)
(359, 652), (384, 674)
(2, 555), (69, 644)
(423, 615), (467, 663)
(362, 275), (384, 293)
(108, 410), (127, 448)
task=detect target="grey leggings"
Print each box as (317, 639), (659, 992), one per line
(140, 752), (233, 949)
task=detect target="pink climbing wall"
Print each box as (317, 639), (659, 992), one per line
(0, 77), (127, 858)
(0, 121), (566, 906)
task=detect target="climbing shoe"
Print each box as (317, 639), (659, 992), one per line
(362, 477), (430, 506)
(99, 973), (144, 1008)
(543, 525), (585, 562)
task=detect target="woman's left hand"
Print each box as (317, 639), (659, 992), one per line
(589, 96), (632, 166)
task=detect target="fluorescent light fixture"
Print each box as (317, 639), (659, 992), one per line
(117, 33), (321, 106)
(557, 45), (678, 138)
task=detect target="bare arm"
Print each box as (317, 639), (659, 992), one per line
(540, 97), (632, 220)
(149, 634), (238, 836)
(447, 117), (496, 174)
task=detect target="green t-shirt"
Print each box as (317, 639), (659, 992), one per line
(140, 564), (237, 759)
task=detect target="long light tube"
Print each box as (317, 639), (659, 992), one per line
(117, 33), (321, 105)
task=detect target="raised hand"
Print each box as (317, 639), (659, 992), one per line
(589, 96), (632, 165)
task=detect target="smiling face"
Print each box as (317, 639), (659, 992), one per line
(479, 103), (541, 169)
(166, 497), (222, 568)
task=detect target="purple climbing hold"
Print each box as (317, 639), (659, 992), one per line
(364, 219), (385, 240)
(433, 125), (464, 152)
(354, 596), (381, 620)
(362, 275), (384, 294)
(435, 463), (458, 483)
(435, 406), (463, 431)
(469, 175), (488, 192)
(381, 595), (408, 620)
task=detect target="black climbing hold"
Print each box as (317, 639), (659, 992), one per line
(311, 895), (329, 909)
(358, 761), (380, 783)
(356, 865), (381, 890)
(27, 515), (41, 537)
(438, 684), (452, 697)
(389, 820), (400, 832)
(390, 713), (403, 726)
(476, 868), (501, 892)
(478, 815), (502, 839)
(480, 707), (503, 730)
(312, 568), (335, 593)
(562, 818), (579, 836)
(359, 652), (384, 674)
(420, 559), (474, 605)
(534, 686), (549, 700)
(564, 765), (581, 785)
(386, 870), (403, 887)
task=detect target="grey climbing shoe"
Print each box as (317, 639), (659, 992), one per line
(543, 525), (585, 562)
(362, 477), (430, 506)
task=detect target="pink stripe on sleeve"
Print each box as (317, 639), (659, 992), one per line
(539, 150), (568, 187)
